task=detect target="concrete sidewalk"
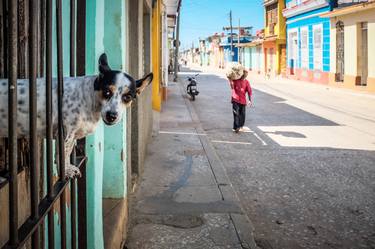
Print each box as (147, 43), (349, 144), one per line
(125, 81), (258, 249)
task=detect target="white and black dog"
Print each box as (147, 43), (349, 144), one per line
(0, 53), (153, 178)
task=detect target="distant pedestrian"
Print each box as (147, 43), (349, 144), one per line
(227, 69), (252, 133)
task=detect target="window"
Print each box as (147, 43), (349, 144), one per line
(300, 27), (309, 69)
(266, 3), (278, 27)
(313, 24), (323, 70)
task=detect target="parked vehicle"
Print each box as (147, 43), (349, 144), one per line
(186, 74), (200, 101)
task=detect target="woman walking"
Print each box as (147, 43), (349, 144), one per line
(228, 69), (252, 133)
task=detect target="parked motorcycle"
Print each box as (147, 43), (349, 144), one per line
(186, 74), (200, 101)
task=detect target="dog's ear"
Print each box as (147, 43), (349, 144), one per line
(98, 53), (111, 74)
(136, 73), (153, 95)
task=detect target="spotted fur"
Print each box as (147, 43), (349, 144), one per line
(0, 53), (153, 178)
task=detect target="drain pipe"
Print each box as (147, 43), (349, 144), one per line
(173, 0), (182, 82)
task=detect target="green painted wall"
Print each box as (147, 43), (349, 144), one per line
(102, 0), (128, 199)
(85, 0), (105, 248)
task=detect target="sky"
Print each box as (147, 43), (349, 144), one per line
(179, 0), (264, 50)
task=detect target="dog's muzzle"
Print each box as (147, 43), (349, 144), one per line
(104, 111), (119, 125)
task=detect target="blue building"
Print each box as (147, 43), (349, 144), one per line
(283, 0), (336, 83)
(220, 34), (252, 65)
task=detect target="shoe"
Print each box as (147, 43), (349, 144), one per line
(232, 128), (240, 133)
(239, 126), (251, 132)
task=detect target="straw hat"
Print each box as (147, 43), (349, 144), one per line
(226, 62), (247, 80)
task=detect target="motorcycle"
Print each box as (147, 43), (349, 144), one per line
(186, 74), (200, 101)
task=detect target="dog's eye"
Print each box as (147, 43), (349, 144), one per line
(122, 94), (132, 103)
(103, 89), (112, 99)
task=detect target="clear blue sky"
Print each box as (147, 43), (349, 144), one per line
(180, 0), (264, 50)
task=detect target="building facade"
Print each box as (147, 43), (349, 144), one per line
(239, 29), (264, 75)
(263, 0), (287, 77)
(283, 0), (335, 83)
(322, 0), (375, 92)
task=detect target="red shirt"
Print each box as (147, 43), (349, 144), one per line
(231, 79), (252, 105)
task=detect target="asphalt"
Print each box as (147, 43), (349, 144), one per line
(183, 66), (375, 249)
(126, 66), (375, 249)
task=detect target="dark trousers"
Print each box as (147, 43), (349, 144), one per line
(232, 101), (246, 130)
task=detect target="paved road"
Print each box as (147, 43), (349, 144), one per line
(183, 67), (375, 249)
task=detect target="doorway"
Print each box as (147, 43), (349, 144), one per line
(288, 30), (298, 75)
(360, 22), (368, 86)
(336, 21), (344, 82)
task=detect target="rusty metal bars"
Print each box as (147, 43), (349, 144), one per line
(69, 0), (77, 248)
(7, 0), (18, 246)
(45, 0), (55, 248)
(29, 0), (40, 248)
(55, 0), (67, 248)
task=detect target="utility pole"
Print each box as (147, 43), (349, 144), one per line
(174, 3), (181, 82)
(229, 10), (233, 61)
(191, 41), (194, 64)
(238, 19), (241, 63)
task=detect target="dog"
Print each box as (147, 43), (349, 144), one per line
(0, 53), (153, 178)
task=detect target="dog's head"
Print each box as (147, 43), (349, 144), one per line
(94, 53), (153, 126)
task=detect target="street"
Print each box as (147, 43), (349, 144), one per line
(127, 67), (375, 249)
(186, 67), (375, 249)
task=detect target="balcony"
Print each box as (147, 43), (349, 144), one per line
(283, 0), (330, 18)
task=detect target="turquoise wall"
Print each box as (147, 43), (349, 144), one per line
(85, 0), (105, 248)
(244, 47), (252, 69)
(286, 5), (331, 72)
(102, 0), (128, 199)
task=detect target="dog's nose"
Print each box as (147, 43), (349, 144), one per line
(106, 111), (118, 123)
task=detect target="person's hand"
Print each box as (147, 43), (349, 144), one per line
(247, 100), (253, 107)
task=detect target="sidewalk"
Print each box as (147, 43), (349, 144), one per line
(125, 81), (258, 249)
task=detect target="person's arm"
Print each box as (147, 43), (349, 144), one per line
(246, 80), (252, 105)
(228, 78), (234, 89)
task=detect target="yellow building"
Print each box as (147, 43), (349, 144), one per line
(152, 0), (163, 111)
(322, 1), (375, 93)
(263, 0), (286, 77)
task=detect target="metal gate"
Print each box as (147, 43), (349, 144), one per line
(0, 0), (87, 248)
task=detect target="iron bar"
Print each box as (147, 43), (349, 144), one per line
(77, 160), (87, 249)
(2, 0), (8, 77)
(77, 140), (87, 249)
(45, 0), (54, 248)
(76, 1), (86, 247)
(70, 1), (77, 246)
(70, 0), (75, 77)
(8, 0), (18, 246)
(29, 0), (40, 248)
(56, 0), (66, 248)
(70, 152), (77, 249)
(39, 0), (46, 77)
(76, 0), (85, 76)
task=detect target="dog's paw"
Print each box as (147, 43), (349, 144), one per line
(65, 164), (82, 179)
